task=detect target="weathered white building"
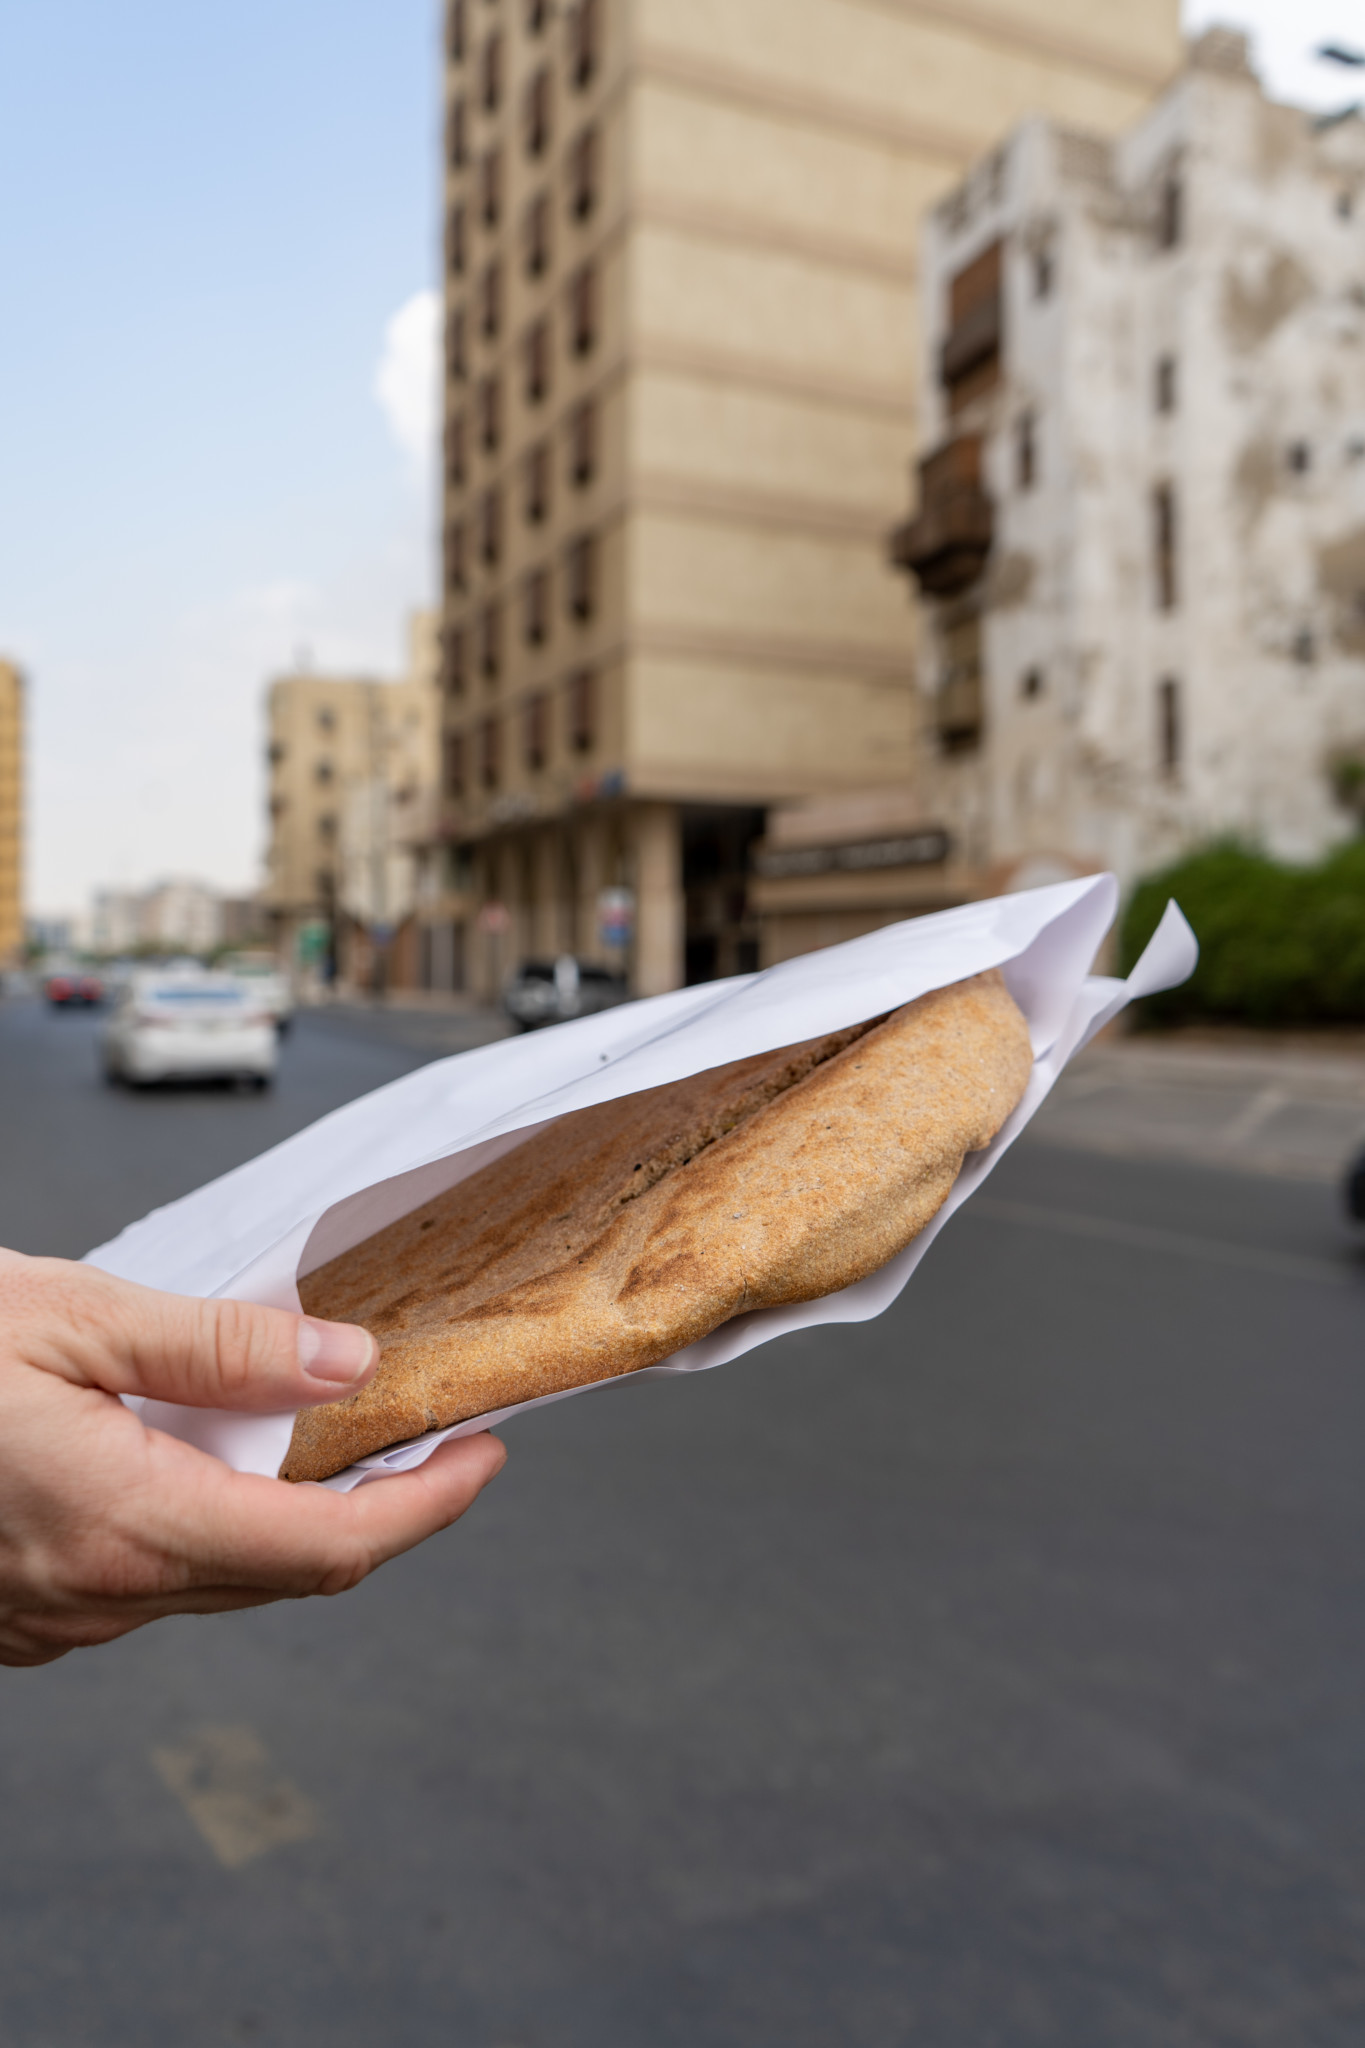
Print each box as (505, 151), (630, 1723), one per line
(892, 28), (1365, 893)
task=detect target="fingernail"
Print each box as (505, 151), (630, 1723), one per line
(297, 1318), (376, 1384)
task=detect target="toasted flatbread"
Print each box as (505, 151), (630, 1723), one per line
(283, 968), (1032, 1481)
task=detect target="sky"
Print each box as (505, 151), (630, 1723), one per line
(1, 0), (1362, 917)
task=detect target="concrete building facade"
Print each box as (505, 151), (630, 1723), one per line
(431, 0), (1181, 996)
(262, 614), (440, 987)
(888, 30), (1365, 899)
(0, 660), (22, 966)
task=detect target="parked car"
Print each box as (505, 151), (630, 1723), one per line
(220, 950), (295, 1034)
(44, 963), (103, 1007)
(503, 956), (629, 1031)
(101, 971), (277, 1088)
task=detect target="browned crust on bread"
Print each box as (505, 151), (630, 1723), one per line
(283, 969), (1032, 1480)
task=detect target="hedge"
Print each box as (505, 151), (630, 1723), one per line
(1120, 840), (1365, 1026)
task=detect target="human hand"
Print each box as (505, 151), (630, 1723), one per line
(0, 1247), (506, 1667)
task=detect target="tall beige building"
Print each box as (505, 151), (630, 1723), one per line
(262, 614), (440, 984)
(0, 660), (23, 966)
(431, 0), (1181, 996)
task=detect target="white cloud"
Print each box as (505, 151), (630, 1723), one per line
(373, 288), (441, 471)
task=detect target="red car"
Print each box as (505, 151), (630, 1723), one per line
(44, 968), (104, 1008)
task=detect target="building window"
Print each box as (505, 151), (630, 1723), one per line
(567, 124), (599, 220)
(447, 202), (467, 277)
(1158, 677), (1180, 776)
(1032, 241), (1054, 300)
(314, 759), (334, 787)
(1338, 189), (1355, 222)
(444, 516), (467, 594)
(269, 741), (286, 765)
(523, 691), (550, 770)
(567, 263), (597, 355)
(450, 96), (469, 168)
(524, 316), (551, 403)
(1153, 481), (1177, 611)
(448, 0), (468, 62)
(479, 30), (502, 112)
(445, 410), (467, 489)
(524, 439), (551, 523)
(1021, 666), (1043, 700)
(478, 259), (501, 340)
(444, 730), (467, 798)
(1155, 354), (1177, 415)
(477, 373), (501, 451)
(567, 0), (599, 89)
(568, 397), (597, 486)
(1288, 440), (1311, 475)
(443, 625), (466, 698)
(525, 0), (549, 33)
(941, 238), (1001, 413)
(479, 714), (501, 789)
(564, 532), (596, 620)
(566, 667), (595, 751)
(1016, 409), (1036, 490)
(446, 304), (467, 381)
(479, 145), (501, 227)
(478, 485), (502, 565)
(938, 612), (982, 752)
(1157, 172), (1182, 251)
(523, 189), (551, 276)
(316, 707), (335, 734)
(1293, 626), (1316, 664)
(524, 65), (552, 157)
(477, 601), (501, 683)
(523, 566), (550, 645)
(317, 813), (337, 843)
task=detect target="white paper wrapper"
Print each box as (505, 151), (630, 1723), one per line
(86, 877), (1195, 1489)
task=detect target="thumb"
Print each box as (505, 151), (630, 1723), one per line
(23, 1257), (378, 1413)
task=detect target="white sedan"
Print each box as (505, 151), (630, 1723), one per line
(101, 972), (278, 1089)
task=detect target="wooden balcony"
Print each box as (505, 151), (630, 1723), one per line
(889, 434), (993, 597)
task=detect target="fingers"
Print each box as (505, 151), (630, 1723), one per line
(4, 1252), (378, 1412)
(138, 1425), (509, 1601)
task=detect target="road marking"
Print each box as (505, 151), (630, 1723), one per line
(970, 1196), (1361, 1288)
(1218, 1085), (1288, 1149)
(152, 1725), (318, 1869)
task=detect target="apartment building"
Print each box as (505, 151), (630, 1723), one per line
(881, 30), (1365, 901)
(430, 0), (1181, 996)
(262, 615), (440, 985)
(0, 660), (23, 966)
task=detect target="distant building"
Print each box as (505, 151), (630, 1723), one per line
(888, 30), (1365, 898)
(90, 879), (244, 956)
(434, 0), (1182, 994)
(0, 660), (23, 965)
(262, 614), (440, 988)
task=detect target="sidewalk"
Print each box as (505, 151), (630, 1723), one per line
(1030, 1030), (1365, 1182)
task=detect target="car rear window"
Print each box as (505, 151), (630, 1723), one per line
(149, 987), (244, 1004)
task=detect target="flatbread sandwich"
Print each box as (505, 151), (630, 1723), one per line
(283, 967), (1033, 1482)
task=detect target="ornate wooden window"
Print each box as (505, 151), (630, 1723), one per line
(567, 0), (599, 89)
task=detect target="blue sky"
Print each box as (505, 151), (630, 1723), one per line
(1, 0), (1360, 914)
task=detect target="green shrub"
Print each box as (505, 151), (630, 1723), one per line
(1120, 839), (1365, 1026)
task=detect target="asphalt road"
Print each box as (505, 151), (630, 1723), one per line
(4, 995), (1365, 2046)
